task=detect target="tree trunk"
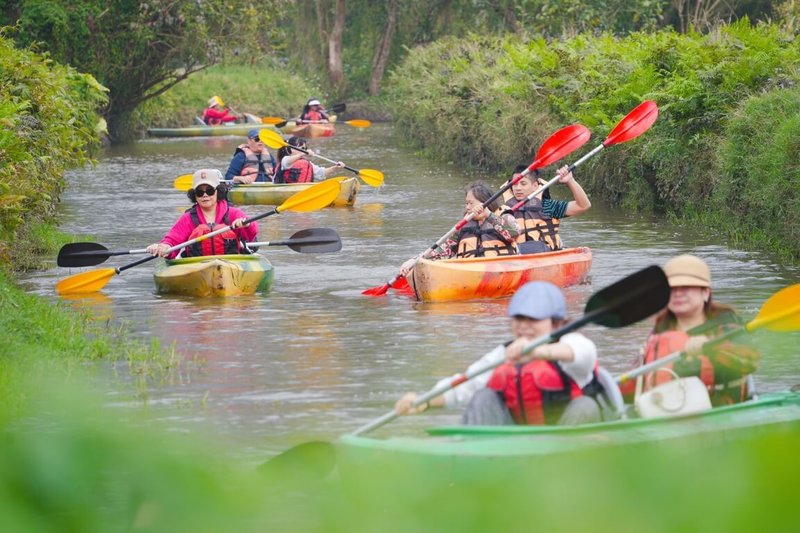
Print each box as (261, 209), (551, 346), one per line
(368, 0), (398, 96)
(328, 0), (346, 91)
(315, 0), (330, 66)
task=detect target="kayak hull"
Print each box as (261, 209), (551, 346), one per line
(227, 177), (359, 207)
(147, 122), (277, 138)
(336, 392), (800, 486)
(407, 247), (592, 302)
(280, 122), (336, 138)
(153, 254), (273, 297)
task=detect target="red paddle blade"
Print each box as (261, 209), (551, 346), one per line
(391, 276), (415, 296)
(604, 100), (659, 147)
(362, 283), (391, 296)
(528, 124), (591, 173)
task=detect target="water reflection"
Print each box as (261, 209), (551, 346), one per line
(20, 123), (800, 461)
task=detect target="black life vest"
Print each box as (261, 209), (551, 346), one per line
(183, 205), (245, 257)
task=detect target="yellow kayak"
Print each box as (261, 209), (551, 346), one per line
(153, 254), (274, 297)
(227, 177), (360, 207)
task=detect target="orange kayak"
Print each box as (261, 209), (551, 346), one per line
(406, 247), (592, 302)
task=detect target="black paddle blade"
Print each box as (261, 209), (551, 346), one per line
(585, 265), (670, 328)
(331, 102), (346, 114)
(57, 242), (112, 267)
(257, 441), (336, 486)
(286, 227), (342, 253)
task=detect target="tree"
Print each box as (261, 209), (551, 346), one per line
(368, 0), (398, 96)
(328, 0), (346, 92)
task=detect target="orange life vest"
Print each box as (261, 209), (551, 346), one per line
(504, 196), (562, 251)
(487, 359), (602, 425)
(456, 219), (518, 258)
(641, 330), (717, 390)
(235, 144), (275, 182)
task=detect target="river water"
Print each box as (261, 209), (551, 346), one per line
(23, 123), (800, 463)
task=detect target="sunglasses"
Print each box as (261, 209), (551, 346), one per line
(250, 136), (261, 143)
(194, 186), (216, 197)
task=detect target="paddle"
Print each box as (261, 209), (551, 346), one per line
(258, 128), (384, 188)
(57, 228), (342, 267)
(55, 180), (342, 295)
(361, 123), (592, 297)
(258, 265), (670, 480)
(616, 283), (800, 385)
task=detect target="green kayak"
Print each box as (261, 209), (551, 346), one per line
(336, 392), (800, 485)
(147, 120), (278, 138)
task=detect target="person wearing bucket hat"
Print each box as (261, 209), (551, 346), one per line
(146, 169), (257, 258)
(297, 98), (330, 124)
(394, 281), (610, 426)
(202, 95), (238, 126)
(623, 254), (760, 405)
(225, 129), (277, 184)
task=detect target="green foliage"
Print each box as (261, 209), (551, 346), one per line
(386, 21), (800, 257)
(133, 61), (322, 131)
(0, 32), (106, 266)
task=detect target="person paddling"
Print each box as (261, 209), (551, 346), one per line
(398, 181), (520, 276)
(501, 164), (591, 253)
(274, 136), (344, 184)
(146, 169), (257, 258)
(297, 98), (330, 124)
(202, 95), (238, 126)
(225, 129), (277, 184)
(623, 254), (760, 405)
(395, 281), (612, 426)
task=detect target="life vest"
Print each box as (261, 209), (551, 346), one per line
(504, 196), (562, 251)
(183, 205), (245, 257)
(488, 359), (603, 425)
(640, 330), (749, 404)
(456, 219), (518, 258)
(235, 144), (275, 182)
(301, 109), (326, 122)
(278, 159), (314, 184)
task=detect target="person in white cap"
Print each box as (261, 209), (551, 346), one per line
(395, 281), (607, 425)
(146, 169), (257, 258)
(298, 98), (329, 124)
(201, 95), (238, 126)
(624, 254), (759, 405)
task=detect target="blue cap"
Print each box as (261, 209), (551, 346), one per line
(247, 128), (260, 139)
(507, 281), (566, 320)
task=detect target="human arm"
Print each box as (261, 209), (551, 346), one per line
(313, 161), (345, 181)
(226, 206), (258, 242)
(147, 213), (195, 258)
(556, 165), (591, 217)
(504, 332), (597, 388)
(682, 313), (760, 375)
(225, 152), (248, 183)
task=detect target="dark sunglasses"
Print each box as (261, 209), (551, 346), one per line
(194, 186), (216, 197)
(250, 136), (261, 143)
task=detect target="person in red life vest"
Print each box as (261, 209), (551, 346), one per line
(395, 281), (613, 426)
(622, 254), (760, 406)
(225, 129), (276, 184)
(397, 182), (520, 277)
(297, 98), (330, 123)
(201, 95), (238, 126)
(274, 136), (344, 184)
(146, 169), (257, 258)
(500, 164), (591, 254)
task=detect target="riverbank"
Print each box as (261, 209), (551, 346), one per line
(384, 22), (800, 261)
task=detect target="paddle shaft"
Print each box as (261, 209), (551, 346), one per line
(285, 144), (357, 174)
(352, 304), (613, 436)
(115, 207), (279, 274)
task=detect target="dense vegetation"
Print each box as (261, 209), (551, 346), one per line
(385, 21), (800, 259)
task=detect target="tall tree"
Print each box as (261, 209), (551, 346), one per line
(328, 0), (346, 92)
(368, 0), (398, 96)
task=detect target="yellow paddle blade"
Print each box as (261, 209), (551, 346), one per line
(259, 128), (287, 150)
(345, 119), (371, 128)
(173, 174), (193, 191)
(261, 117), (286, 125)
(358, 168), (384, 187)
(276, 178), (342, 213)
(56, 268), (117, 296)
(747, 284), (800, 332)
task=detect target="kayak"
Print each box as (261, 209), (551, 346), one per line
(280, 121), (336, 138)
(153, 254), (273, 297)
(227, 177), (360, 207)
(406, 247), (592, 302)
(147, 118), (277, 138)
(336, 391), (800, 486)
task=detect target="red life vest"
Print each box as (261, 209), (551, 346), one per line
(235, 144), (275, 182)
(456, 219), (518, 258)
(487, 359), (602, 425)
(301, 109), (326, 122)
(183, 205), (244, 257)
(280, 159), (314, 184)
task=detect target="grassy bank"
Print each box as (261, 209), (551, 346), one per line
(385, 22), (800, 260)
(133, 61), (327, 132)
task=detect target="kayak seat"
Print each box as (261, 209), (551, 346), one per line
(594, 367), (626, 421)
(194, 116), (207, 125)
(518, 241), (551, 255)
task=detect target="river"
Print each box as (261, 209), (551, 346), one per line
(22, 123), (800, 463)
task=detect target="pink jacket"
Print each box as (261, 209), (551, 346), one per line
(160, 200), (258, 258)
